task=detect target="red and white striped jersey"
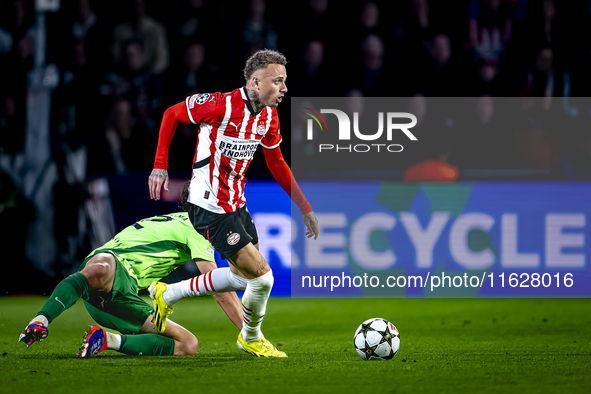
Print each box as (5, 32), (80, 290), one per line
(185, 87), (282, 213)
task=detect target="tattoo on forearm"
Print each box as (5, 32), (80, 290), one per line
(151, 169), (168, 179)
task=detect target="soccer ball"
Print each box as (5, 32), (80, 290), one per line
(353, 318), (400, 360)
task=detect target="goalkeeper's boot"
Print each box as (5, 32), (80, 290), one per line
(237, 333), (287, 358)
(78, 325), (107, 358)
(148, 281), (174, 333)
(19, 321), (48, 347)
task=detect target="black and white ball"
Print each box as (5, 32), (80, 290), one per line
(353, 318), (400, 360)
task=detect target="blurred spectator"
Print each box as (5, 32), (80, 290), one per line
(299, 0), (332, 42)
(348, 2), (387, 52)
(0, 96), (24, 156)
(48, 1), (114, 181)
(396, 0), (433, 44)
(538, 0), (556, 48)
(0, 0), (34, 51)
(164, 43), (206, 102)
(240, 0), (278, 59)
(470, 56), (503, 95)
(466, 0), (516, 95)
(407, 94), (428, 129)
(429, 34), (452, 67)
(353, 34), (387, 96)
(467, 0), (514, 61)
(360, 2), (381, 34)
(518, 0), (563, 58)
(165, 0), (223, 69)
(182, 42), (205, 90)
(51, 37), (95, 162)
(510, 0), (568, 92)
(419, 33), (464, 95)
(112, 0), (169, 75)
(101, 39), (163, 130)
(393, 0), (436, 95)
(395, 0), (433, 58)
(0, 27), (10, 55)
(178, 0), (206, 39)
(71, 0), (97, 39)
(346, 88), (366, 115)
(224, 0), (278, 78)
(164, 42), (218, 106)
(61, 0), (109, 77)
(523, 47), (567, 101)
(87, 98), (156, 175)
(290, 39), (331, 96)
(0, 0), (35, 157)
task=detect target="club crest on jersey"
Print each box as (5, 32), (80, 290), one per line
(256, 124), (266, 135)
(227, 232), (240, 245)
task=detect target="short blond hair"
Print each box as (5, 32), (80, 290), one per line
(243, 49), (287, 81)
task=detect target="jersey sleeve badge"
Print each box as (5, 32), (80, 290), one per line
(189, 93), (211, 109)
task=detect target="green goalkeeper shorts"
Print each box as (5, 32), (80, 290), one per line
(79, 253), (153, 335)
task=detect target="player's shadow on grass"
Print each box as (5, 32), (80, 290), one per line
(16, 354), (90, 360)
(15, 353), (277, 362)
(140, 354), (262, 364)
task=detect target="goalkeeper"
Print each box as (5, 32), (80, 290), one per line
(19, 212), (248, 357)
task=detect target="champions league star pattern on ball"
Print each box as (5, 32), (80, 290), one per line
(353, 318), (400, 361)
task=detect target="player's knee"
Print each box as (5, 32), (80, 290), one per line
(252, 269), (274, 292)
(177, 335), (198, 356)
(188, 336), (199, 355)
(85, 263), (109, 280)
(81, 254), (115, 289)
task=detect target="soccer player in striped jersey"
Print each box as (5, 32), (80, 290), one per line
(19, 212), (247, 357)
(148, 50), (319, 357)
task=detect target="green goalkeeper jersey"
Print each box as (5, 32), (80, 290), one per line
(86, 212), (214, 289)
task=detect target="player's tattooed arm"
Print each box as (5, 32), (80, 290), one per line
(149, 169), (169, 200)
(151, 168), (169, 179)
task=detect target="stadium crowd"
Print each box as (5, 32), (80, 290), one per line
(1, 0), (591, 285)
(2, 0), (591, 177)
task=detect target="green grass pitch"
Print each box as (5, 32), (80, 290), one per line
(1, 297), (590, 394)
